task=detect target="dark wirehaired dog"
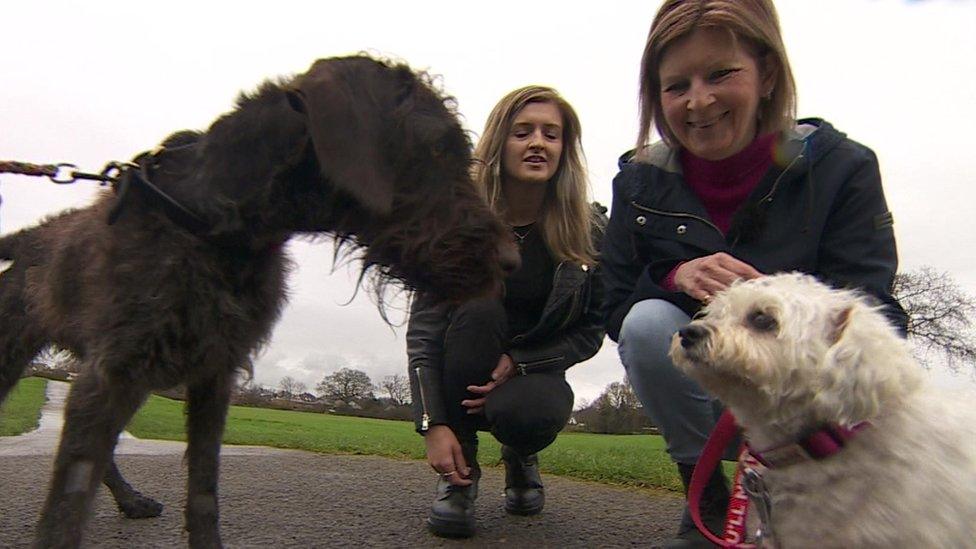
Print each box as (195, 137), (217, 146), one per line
(0, 56), (518, 548)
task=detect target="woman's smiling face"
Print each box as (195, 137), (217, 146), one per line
(658, 27), (774, 160)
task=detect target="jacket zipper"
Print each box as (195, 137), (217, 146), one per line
(729, 147), (805, 248)
(414, 366), (430, 431)
(516, 355), (567, 375)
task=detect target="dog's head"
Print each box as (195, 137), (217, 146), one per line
(168, 56), (517, 303)
(285, 56), (519, 303)
(670, 273), (921, 430)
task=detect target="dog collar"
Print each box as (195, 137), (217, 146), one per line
(747, 422), (871, 468)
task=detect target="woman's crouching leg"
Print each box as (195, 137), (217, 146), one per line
(617, 299), (719, 465)
(484, 373), (573, 455)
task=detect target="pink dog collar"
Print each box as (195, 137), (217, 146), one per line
(748, 422), (871, 468)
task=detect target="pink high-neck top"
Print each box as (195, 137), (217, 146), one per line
(662, 133), (776, 291)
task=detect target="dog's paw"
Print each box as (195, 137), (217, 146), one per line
(117, 494), (164, 519)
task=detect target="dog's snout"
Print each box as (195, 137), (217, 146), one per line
(678, 324), (708, 348)
(498, 239), (521, 274)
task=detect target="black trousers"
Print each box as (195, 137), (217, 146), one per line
(441, 297), (574, 456)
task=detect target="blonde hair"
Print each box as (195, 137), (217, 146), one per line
(636, 0), (797, 159)
(473, 85), (596, 266)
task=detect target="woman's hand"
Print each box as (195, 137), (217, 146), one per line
(424, 425), (473, 486)
(674, 252), (763, 302)
(461, 354), (516, 415)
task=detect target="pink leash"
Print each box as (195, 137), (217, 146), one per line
(688, 410), (757, 548)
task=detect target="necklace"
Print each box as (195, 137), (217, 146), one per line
(512, 224), (534, 246)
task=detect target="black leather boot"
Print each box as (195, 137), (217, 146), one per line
(662, 462), (730, 548)
(427, 440), (480, 538)
(501, 445), (545, 516)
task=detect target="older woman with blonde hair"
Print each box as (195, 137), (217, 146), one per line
(601, 0), (906, 546)
(407, 85), (605, 538)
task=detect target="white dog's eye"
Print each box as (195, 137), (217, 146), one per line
(747, 310), (778, 332)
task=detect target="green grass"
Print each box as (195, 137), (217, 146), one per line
(0, 377), (48, 436)
(2, 379), (733, 493)
(128, 393), (690, 491)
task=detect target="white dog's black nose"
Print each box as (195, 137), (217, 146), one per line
(679, 325), (707, 348)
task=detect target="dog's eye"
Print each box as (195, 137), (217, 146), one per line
(747, 310), (778, 332)
(692, 310), (708, 321)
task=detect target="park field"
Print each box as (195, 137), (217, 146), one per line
(2, 378), (723, 492)
(0, 377), (47, 436)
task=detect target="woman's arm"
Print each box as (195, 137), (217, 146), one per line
(816, 148), (908, 333)
(406, 293), (452, 433)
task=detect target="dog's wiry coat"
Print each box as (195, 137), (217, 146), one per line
(0, 56), (517, 548)
(671, 273), (976, 548)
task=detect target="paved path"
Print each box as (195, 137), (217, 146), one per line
(0, 381), (683, 548)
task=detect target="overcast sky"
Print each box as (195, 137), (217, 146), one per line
(2, 0), (974, 405)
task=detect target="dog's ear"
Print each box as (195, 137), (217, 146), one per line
(285, 89), (307, 115)
(816, 304), (911, 425)
(827, 306), (853, 345)
(291, 59), (395, 216)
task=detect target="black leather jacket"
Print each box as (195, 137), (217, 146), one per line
(407, 205), (607, 433)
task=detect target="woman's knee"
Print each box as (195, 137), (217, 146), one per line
(617, 300), (690, 369)
(618, 299), (690, 351)
(485, 375), (572, 448)
(451, 296), (505, 325)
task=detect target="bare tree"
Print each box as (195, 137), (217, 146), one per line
(278, 376), (307, 398)
(316, 368), (375, 402)
(379, 374), (411, 406)
(893, 267), (976, 371)
(600, 380), (640, 410)
(572, 378), (651, 434)
(34, 345), (80, 373)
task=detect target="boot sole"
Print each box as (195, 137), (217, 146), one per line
(504, 502), (544, 516)
(427, 515), (476, 538)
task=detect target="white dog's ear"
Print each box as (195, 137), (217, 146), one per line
(827, 306), (853, 345)
(816, 305), (893, 424)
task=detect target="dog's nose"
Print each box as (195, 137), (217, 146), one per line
(498, 239), (521, 274)
(678, 325), (707, 348)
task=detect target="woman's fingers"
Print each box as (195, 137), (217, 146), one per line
(461, 396), (486, 414)
(676, 253), (764, 300)
(465, 381), (496, 395)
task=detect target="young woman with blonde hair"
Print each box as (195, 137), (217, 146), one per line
(407, 85), (605, 538)
(602, 1), (906, 546)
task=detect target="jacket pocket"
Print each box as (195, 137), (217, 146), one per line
(515, 356), (565, 376)
(628, 201), (725, 253)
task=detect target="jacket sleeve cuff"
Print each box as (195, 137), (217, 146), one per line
(660, 262), (684, 292)
(409, 365), (450, 434)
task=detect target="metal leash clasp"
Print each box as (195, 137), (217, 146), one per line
(47, 161), (136, 185)
(742, 466), (774, 547)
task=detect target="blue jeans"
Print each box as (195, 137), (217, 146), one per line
(617, 299), (725, 465)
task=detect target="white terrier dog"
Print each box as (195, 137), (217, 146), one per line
(670, 273), (976, 548)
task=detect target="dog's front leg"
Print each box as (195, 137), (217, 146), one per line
(184, 373), (232, 549)
(34, 369), (148, 549)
